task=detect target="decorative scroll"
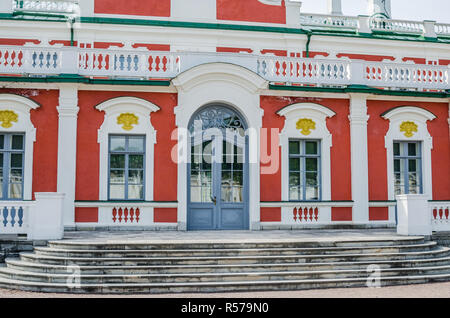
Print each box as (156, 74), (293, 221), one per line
(296, 118), (316, 136)
(189, 106), (245, 133)
(117, 113), (139, 131)
(0, 110), (18, 129)
(400, 121), (418, 138)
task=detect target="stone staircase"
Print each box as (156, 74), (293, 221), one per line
(0, 236), (449, 294)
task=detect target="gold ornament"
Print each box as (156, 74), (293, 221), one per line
(117, 113), (139, 131)
(296, 118), (316, 136)
(400, 121), (418, 138)
(0, 110), (18, 129)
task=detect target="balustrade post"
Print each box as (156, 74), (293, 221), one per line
(423, 20), (437, 39)
(59, 48), (79, 74)
(358, 15), (372, 34)
(79, 0), (94, 17)
(0, 1), (13, 13)
(28, 193), (65, 240)
(286, 0), (302, 28)
(396, 194), (431, 236)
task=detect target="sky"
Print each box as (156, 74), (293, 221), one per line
(297, 0), (450, 24)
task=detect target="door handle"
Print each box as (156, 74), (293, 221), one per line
(211, 196), (217, 205)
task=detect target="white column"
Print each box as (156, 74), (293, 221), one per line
(0, 1), (13, 13)
(57, 85), (79, 229)
(327, 0), (342, 15)
(349, 94), (370, 224)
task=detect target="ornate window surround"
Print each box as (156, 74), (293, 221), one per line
(382, 106), (436, 200)
(0, 94), (39, 201)
(277, 103), (336, 202)
(96, 97), (160, 201)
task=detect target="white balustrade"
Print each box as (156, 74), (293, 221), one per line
(257, 56), (351, 86)
(430, 201), (450, 232)
(300, 13), (358, 30)
(13, 0), (79, 14)
(364, 61), (449, 90)
(0, 201), (32, 235)
(435, 23), (450, 37)
(370, 17), (424, 34)
(0, 45), (448, 91)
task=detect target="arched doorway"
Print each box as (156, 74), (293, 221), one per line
(187, 104), (249, 230)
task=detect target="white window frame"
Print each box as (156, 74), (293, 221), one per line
(277, 103), (336, 202)
(382, 106), (436, 200)
(0, 94), (39, 201)
(96, 97), (160, 201)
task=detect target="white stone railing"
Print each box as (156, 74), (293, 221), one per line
(300, 13), (358, 30)
(430, 201), (450, 232)
(435, 23), (450, 37)
(13, 0), (79, 14)
(74, 201), (178, 228)
(0, 201), (32, 235)
(364, 61), (449, 90)
(0, 45), (449, 91)
(370, 17), (425, 34)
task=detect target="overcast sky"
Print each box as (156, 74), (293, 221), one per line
(298, 0), (450, 24)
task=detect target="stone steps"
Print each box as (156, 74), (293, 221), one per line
(0, 235), (449, 294)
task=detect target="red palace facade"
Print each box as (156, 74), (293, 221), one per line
(0, 0), (448, 236)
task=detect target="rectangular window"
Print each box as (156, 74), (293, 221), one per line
(0, 133), (25, 200)
(108, 135), (145, 200)
(288, 139), (321, 201)
(393, 141), (422, 195)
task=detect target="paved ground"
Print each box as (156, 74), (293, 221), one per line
(0, 282), (449, 298)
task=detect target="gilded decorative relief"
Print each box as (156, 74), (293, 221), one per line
(400, 121), (418, 138)
(296, 118), (316, 136)
(0, 110), (18, 128)
(117, 113), (139, 131)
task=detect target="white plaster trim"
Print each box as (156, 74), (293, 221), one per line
(382, 106), (436, 200)
(0, 94), (39, 201)
(96, 97), (160, 201)
(172, 63), (266, 230)
(277, 103), (336, 202)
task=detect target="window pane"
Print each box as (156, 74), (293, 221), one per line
(109, 184), (125, 200)
(408, 159), (417, 172)
(9, 169), (22, 183)
(408, 143), (417, 156)
(10, 153), (23, 168)
(289, 141), (300, 155)
(305, 158), (318, 172)
(0, 135), (4, 149)
(110, 154), (125, 169)
(110, 136), (126, 152)
(233, 171), (243, 187)
(393, 142), (400, 156)
(305, 187), (319, 200)
(128, 170), (143, 184)
(289, 186), (300, 201)
(128, 137), (145, 152)
(190, 170), (200, 187)
(11, 135), (24, 150)
(128, 185), (143, 200)
(129, 155), (144, 169)
(306, 172), (318, 187)
(8, 183), (22, 199)
(289, 172), (301, 187)
(110, 170), (124, 183)
(222, 171), (232, 186)
(289, 158), (300, 171)
(305, 141), (318, 155)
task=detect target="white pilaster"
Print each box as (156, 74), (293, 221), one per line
(0, 1), (13, 13)
(327, 0), (342, 15)
(78, 0), (94, 17)
(57, 85), (79, 229)
(348, 94), (370, 224)
(285, 0), (302, 27)
(171, 0), (216, 22)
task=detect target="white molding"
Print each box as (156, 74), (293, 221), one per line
(0, 94), (39, 201)
(172, 62), (266, 230)
(96, 97), (160, 202)
(171, 0), (216, 22)
(382, 106), (436, 200)
(277, 102), (336, 202)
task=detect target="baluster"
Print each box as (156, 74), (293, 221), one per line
(112, 207), (117, 223)
(18, 207), (24, 227)
(314, 207), (319, 221)
(151, 55), (157, 72)
(293, 207), (297, 221)
(118, 208), (123, 223)
(1, 207), (6, 227)
(10, 207), (16, 228)
(130, 208), (135, 223)
(124, 208), (129, 223)
(135, 208), (140, 223)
